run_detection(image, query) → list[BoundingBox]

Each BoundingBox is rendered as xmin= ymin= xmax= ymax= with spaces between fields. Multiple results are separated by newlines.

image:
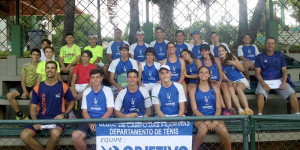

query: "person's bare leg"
xmin=257 ymin=93 xmax=265 ymax=114
xmin=235 ymin=83 xmax=249 ymax=109
xmin=72 ymin=130 xmax=88 ymax=150
xmin=67 ymin=66 xmax=75 ymax=86
xmin=46 ymin=127 xmax=62 ymax=150
xmin=102 ymin=64 xmax=110 ymax=84
xmin=221 ymin=82 xmax=232 ymax=109
xmin=7 ymin=90 xmax=21 ymax=112
xmin=214 ymin=121 xmax=231 ymax=150
xmin=193 ymin=121 xmax=208 ymax=150
xmin=242 ymin=62 xmax=250 ymax=81
xmin=20 ymin=129 xmax=43 ymax=150
xmin=181 ymin=82 xmax=188 ymax=114
xmin=289 ymin=93 xmax=300 ymax=113
xmin=228 ymin=85 xmax=241 ymax=109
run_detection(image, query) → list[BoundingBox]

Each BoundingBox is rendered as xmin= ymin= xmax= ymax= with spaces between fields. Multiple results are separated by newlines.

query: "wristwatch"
xmin=63 ymin=112 xmax=69 ymax=119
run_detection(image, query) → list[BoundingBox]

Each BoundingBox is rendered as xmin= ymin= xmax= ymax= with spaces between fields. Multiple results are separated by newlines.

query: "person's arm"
xmin=280 ymin=67 xmax=288 ymax=90
xmin=109 ymin=72 xmax=123 ymax=91
xmin=93 ymin=57 xmax=101 ymax=65
xmin=255 ymin=68 xmax=270 ymax=91
xmin=30 ymin=103 xmax=42 ymax=130
xmin=144 ymin=107 xmax=151 ymax=117
xmin=102 ymin=107 xmax=113 ymax=118
xmin=138 ymin=63 xmax=144 ymax=86
xmin=37 ymin=74 xmax=42 ymax=83
xmin=178 ymin=102 xmax=185 ymax=116
xmin=59 ymin=56 xmax=66 ymax=72
xmin=189 ymin=87 xmax=203 ymax=116
xmin=178 ymin=58 xmax=186 ymax=83
xmin=114 ymin=110 xmax=138 ymax=118
xmin=153 ymin=104 xmax=166 ymax=117
xmin=227 ymin=55 xmax=244 ymax=72
xmin=20 ymin=73 xmax=28 ymax=99
xmin=215 ymin=58 xmax=224 ymax=86
xmin=66 ymin=56 xmax=80 ymax=70
xmin=160 ymin=58 xmax=167 ymax=65
xmin=213 ymin=85 xmax=222 ymax=116
xmin=71 ymin=74 xmax=77 ymax=96
xmin=108 ymin=54 xmax=112 ymax=62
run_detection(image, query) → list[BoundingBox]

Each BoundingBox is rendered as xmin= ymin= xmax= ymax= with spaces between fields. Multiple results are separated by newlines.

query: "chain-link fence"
xmin=0 ymin=116 xmax=249 ymax=150
xmin=250 ymin=115 xmax=300 ymax=150
xmin=1 ymin=0 xmax=300 ymax=57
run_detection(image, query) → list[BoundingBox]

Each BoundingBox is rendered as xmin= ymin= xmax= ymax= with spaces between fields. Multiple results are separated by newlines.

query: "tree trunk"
xmin=157 ymin=0 xmax=175 ymax=41
xmin=129 ymin=0 xmax=140 ymax=44
xmin=63 ymin=0 xmax=75 ymax=46
xmin=205 ymin=0 xmax=211 ymax=43
xmin=249 ymin=0 xmax=267 ymax=43
xmin=107 ymin=0 xmax=118 ymax=28
xmin=97 ymin=0 xmax=102 ymax=45
xmin=238 ymin=0 xmax=248 ymax=45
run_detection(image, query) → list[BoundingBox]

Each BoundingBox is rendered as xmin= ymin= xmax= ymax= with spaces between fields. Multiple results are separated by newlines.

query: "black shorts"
xmin=74 ymin=124 xmax=93 ymax=137
xmin=24 ymin=124 xmax=66 ymax=137
xmin=16 ymin=86 xmax=34 ymax=95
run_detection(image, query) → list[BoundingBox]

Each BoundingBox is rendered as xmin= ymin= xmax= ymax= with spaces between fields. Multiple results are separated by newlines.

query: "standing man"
xmin=129 ymin=30 xmax=149 ymax=62
xmin=150 ymin=27 xmax=169 ymax=62
xmin=255 ymin=37 xmax=300 ymax=115
xmin=108 ymin=44 xmax=138 ymax=95
xmin=7 ymin=48 xmax=41 ymax=120
xmin=103 ymin=28 xmax=129 ymax=81
xmin=190 ymin=30 xmax=208 ymax=59
xmin=20 ymin=61 xmax=75 ymax=150
xmin=152 ymin=65 xmax=186 ymax=116
xmin=175 ymin=30 xmax=192 ymax=57
xmin=209 ymin=32 xmax=231 ymax=58
xmin=72 ymin=69 xmax=114 ymax=150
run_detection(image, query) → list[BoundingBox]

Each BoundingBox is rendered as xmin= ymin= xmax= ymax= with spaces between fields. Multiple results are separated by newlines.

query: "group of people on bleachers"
xmin=5 ymin=26 xmax=300 ymax=150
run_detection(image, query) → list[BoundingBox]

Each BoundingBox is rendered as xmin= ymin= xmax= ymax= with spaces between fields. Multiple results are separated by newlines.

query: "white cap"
xmin=136 ymin=30 xmax=145 ymax=35
xmin=89 ymin=34 xmax=97 ymax=39
xmin=159 ymin=65 xmax=171 ymax=71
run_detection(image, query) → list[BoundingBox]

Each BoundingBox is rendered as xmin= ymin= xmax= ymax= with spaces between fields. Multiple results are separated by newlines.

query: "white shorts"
xmin=233 ymin=78 xmax=250 ymax=89
xmin=75 ymin=83 xmax=89 ymax=93
xmin=143 ymin=83 xmax=159 ymax=91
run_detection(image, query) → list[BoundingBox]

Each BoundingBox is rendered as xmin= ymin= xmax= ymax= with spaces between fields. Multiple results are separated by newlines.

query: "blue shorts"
xmin=74 ymin=124 xmax=94 ymax=137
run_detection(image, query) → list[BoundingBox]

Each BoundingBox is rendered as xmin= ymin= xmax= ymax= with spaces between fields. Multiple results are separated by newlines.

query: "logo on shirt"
xmin=94 ymin=97 xmax=98 ymax=105
xmin=167 ymin=93 xmax=171 ymax=102
xmin=248 ymin=49 xmax=251 ymax=54
xmin=131 ymin=98 xmax=136 ymax=105
xmin=123 ymin=66 xmax=127 ymax=72
xmin=189 ymin=68 xmax=192 ymax=73
xmin=204 ymin=96 xmax=209 ymax=103
xmin=55 ymin=93 xmax=61 ymax=98
xmin=149 ymin=71 xmax=152 ymax=77
xmin=159 ymin=47 xmax=163 ymax=52
xmin=172 ymin=66 xmax=176 ymax=72
xmin=264 ymin=59 xmax=268 ymax=63
xmin=139 ymin=49 xmax=142 ymax=55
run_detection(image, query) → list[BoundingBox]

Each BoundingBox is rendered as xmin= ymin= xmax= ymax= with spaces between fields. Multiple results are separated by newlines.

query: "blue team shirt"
xmin=121 ymin=88 xmax=146 ymax=115
xmin=166 ymin=57 xmax=181 ymax=82
xmin=133 ymin=44 xmax=148 ymax=62
xmin=241 ymin=45 xmax=256 ymax=61
xmin=222 ymin=64 xmax=244 ymax=81
xmin=195 ymin=87 xmax=216 ymax=116
xmin=151 ymin=40 xmax=168 ymax=61
xmin=110 ymin=41 xmax=126 ymax=60
xmin=186 ymin=59 xmax=198 ymax=83
xmin=200 ymin=58 xmax=220 ymax=81
xmin=176 ymin=43 xmax=189 ymax=57
xmin=31 ymin=81 xmax=74 ymax=119
xmin=141 ymin=62 xmax=160 ymax=84
xmin=255 ymin=51 xmax=287 ymax=80
xmin=192 ymin=44 xmax=203 ymax=59
xmin=158 ymin=83 xmax=180 ymax=115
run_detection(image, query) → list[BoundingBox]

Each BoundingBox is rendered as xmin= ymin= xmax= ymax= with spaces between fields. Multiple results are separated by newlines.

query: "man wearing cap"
xmin=108 ymin=44 xmax=138 ymax=95
xmin=150 ymin=27 xmax=169 ymax=62
xmin=152 ymin=65 xmax=186 ymax=117
xmin=175 ymin=30 xmax=192 ymax=57
xmin=130 ymin=30 xmax=149 ymax=62
xmin=209 ymin=32 xmax=231 ymax=57
xmin=191 ymin=30 xmax=208 ymax=59
xmin=83 ymin=34 xmax=103 ymax=66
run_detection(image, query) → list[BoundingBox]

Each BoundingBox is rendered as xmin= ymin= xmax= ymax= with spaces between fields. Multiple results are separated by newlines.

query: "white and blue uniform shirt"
xmin=191 ymin=41 xmax=208 ymax=59
xmin=209 ymin=43 xmax=231 ymax=58
xmin=195 ymin=87 xmax=216 ymax=116
xmin=200 ymin=58 xmax=220 ymax=81
xmin=150 ymin=40 xmax=169 ymax=61
xmin=107 ymin=40 xmax=129 ymax=60
xmin=81 ymin=86 xmax=114 ymax=118
xmin=166 ymin=57 xmax=181 ymax=82
xmin=222 ymin=64 xmax=245 ymax=82
xmin=108 ymin=58 xmax=138 ymax=76
xmin=141 ymin=62 xmax=161 ymax=84
xmin=237 ymin=44 xmax=259 ymax=61
xmin=114 ymin=87 xmax=151 ymax=116
xmin=129 ymin=43 xmax=149 ymax=62
xmin=152 ymin=82 xmax=187 ymax=116
xmin=255 ymin=51 xmax=287 ymax=80
xmin=175 ymin=42 xmax=192 ymax=57
xmin=186 ymin=59 xmax=198 ymax=83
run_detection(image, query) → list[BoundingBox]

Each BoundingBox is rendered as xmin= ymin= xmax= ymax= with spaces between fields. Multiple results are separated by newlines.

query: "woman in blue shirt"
xmin=189 ymin=66 xmax=231 ymax=150
xmin=218 ymin=45 xmax=253 ymax=116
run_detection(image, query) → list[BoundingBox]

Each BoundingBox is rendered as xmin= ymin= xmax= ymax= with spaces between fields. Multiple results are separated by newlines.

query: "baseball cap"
xmin=159 ymin=65 xmax=171 ymax=72
xmin=190 ymin=30 xmax=200 ymax=36
xmin=119 ymin=43 xmax=129 ymax=50
xmin=136 ymin=30 xmax=145 ymax=35
xmin=88 ymin=34 xmax=97 ymax=39
xmin=200 ymin=44 xmax=210 ymax=51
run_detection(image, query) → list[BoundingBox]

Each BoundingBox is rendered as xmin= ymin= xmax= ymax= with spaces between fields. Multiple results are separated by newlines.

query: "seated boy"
xmin=59 ymin=33 xmax=81 ymax=85
xmin=83 ymin=34 xmax=103 ymax=67
xmin=7 ymin=48 xmax=41 ymax=120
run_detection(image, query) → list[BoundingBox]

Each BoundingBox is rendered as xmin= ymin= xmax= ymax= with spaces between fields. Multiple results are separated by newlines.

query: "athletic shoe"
xmin=228 ymin=108 xmax=236 ymax=115
xmin=222 ymin=108 xmax=230 ymax=115
xmin=238 ymin=109 xmax=246 ymax=115
xmin=245 ymin=108 xmax=254 ymax=116
xmin=16 ymin=114 xmax=29 ymax=120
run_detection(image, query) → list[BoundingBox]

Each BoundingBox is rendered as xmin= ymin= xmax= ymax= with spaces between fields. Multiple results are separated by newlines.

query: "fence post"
xmin=242 ymin=117 xmax=249 ymax=150
xmin=249 ymin=116 xmax=256 ymax=150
